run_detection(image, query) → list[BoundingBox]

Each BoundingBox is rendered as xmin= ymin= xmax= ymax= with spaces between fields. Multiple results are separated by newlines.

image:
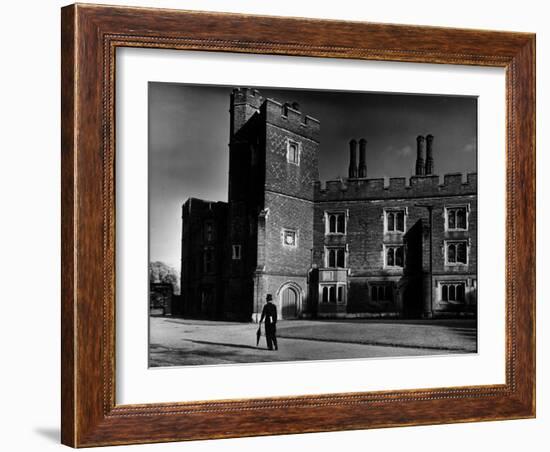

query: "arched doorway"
xmin=280 ymin=284 xmax=300 ymax=319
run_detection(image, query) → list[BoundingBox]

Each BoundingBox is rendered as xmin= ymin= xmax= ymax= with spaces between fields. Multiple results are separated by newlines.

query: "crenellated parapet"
xmin=314 ymin=173 xmax=477 ymax=201
xmin=230 ymin=88 xmax=265 ymax=138
xmin=262 ymin=98 xmax=320 ymax=142
xmin=231 ymin=87 xmax=264 ymax=107
xmin=182 ymin=197 xmax=228 ymax=218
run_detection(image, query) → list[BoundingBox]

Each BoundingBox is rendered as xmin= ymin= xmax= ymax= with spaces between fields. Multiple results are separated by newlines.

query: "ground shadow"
xmin=34 ymin=427 xmax=60 ymax=443
xmin=187 ymin=339 xmax=262 ymax=351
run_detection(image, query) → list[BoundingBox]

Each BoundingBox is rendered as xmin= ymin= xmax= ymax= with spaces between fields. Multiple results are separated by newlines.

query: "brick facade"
xmin=178 ymin=88 xmax=477 ymax=321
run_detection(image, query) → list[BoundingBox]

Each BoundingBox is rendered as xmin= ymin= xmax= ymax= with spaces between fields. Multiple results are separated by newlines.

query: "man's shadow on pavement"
xmin=188 ymin=339 xmax=268 ymax=351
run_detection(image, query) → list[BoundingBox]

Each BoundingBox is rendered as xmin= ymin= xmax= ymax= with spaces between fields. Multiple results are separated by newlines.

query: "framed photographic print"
xmin=61 ymin=3 xmax=536 ymax=447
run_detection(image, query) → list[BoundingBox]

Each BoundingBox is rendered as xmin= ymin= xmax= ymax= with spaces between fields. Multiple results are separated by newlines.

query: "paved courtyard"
xmin=149 ymin=317 xmax=477 ymax=367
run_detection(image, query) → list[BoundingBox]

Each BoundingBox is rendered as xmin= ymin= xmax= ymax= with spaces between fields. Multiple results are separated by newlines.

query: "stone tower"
xmin=225 ymin=88 xmax=320 ymax=320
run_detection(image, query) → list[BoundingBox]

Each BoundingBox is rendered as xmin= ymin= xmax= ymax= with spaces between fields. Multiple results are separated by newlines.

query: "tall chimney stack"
xmin=415 ymin=135 xmax=426 ymax=176
xmin=425 ymin=134 xmax=434 ymax=175
xmin=358 ymin=138 xmax=367 ymax=178
xmin=348 ymin=139 xmax=358 ymax=178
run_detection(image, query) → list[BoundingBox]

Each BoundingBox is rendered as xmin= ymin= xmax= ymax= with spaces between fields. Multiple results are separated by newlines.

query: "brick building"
xmin=179 ymin=88 xmax=477 ymax=321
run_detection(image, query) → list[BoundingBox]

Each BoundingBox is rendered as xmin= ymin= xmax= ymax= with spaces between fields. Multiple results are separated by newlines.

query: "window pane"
xmin=387 ymin=212 xmax=395 ymax=231
xmin=328 ymin=249 xmax=336 ymax=267
xmin=329 ymin=215 xmax=336 ymax=233
xmin=396 ymin=212 xmax=404 ymax=231
xmin=448 ymin=210 xmax=456 ymax=229
xmin=322 ymin=287 xmax=328 ymax=303
xmin=457 ymin=209 xmax=467 ymax=229
xmin=457 ymin=284 xmax=465 ymax=302
xmin=442 ymin=285 xmax=448 ymax=301
xmin=448 ymin=244 xmax=456 ymax=263
xmin=289 ymin=143 xmax=297 ymax=163
xmin=329 ymin=286 xmax=336 ymax=303
xmin=337 ymin=214 xmax=345 ymax=233
xmin=387 ymin=248 xmax=394 ymax=266
xmin=337 ymin=249 xmax=345 ymax=268
xmin=395 ymin=247 xmax=404 ymax=267
xmin=338 ymin=286 xmax=344 ymax=302
xmin=372 ymin=286 xmax=378 ymax=301
xmin=449 ymin=285 xmax=456 ymax=301
xmin=457 ymin=242 xmax=467 ymax=263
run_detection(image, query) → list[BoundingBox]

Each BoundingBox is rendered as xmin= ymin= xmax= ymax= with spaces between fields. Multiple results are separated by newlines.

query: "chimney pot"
xmin=358 ymin=138 xmax=367 ymax=178
xmin=425 ymin=134 xmax=434 ymax=175
xmin=348 ymin=139 xmax=358 ymax=179
xmin=415 ymin=135 xmax=426 ymax=176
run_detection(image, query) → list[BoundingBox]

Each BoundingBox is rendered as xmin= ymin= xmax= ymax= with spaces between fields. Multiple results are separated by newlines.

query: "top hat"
xmin=266 ymin=294 xmax=273 ymax=301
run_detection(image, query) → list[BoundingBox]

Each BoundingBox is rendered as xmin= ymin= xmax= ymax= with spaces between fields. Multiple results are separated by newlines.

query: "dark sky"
xmin=149 ymin=82 xmax=477 ymax=269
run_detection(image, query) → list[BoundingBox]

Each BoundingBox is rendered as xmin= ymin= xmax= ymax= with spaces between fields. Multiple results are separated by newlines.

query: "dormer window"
xmin=286 ymin=139 xmax=300 ymax=165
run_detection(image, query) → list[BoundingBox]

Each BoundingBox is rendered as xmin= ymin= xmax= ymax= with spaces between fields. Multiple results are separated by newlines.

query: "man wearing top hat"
xmin=259 ymin=294 xmax=278 ymax=351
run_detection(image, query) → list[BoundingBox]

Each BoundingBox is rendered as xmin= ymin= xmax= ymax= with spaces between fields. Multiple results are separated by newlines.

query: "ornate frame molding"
xmin=61 ymin=4 xmax=535 ymax=447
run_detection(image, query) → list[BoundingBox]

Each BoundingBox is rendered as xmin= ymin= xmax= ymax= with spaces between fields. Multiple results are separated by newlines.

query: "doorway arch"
xmin=277 ymin=282 xmax=302 ymax=319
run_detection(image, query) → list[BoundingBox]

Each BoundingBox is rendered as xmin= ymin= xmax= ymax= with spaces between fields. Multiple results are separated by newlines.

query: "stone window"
xmin=232 ymin=244 xmax=241 ymax=260
xmin=326 ymin=247 xmax=346 ymax=268
xmin=446 ymin=206 xmax=468 ymax=230
xmin=338 ymin=286 xmax=345 ymax=303
xmin=286 ymin=139 xmax=300 ymax=165
xmin=325 ymin=211 xmax=347 ymax=234
xmin=321 ymin=284 xmax=346 ymax=304
xmin=204 ymin=221 xmax=214 ymax=242
xmin=282 ymin=229 xmax=297 ymax=247
xmin=441 ymin=282 xmax=466 ymax=303
xmin=445 ymin=240 xmax=468 ymax=265
xmin=371 ymin=284 xmax=393 ymax=302
xmin=203 ymin=247 xmax=214 ymax=273
xmin=385 ymin=209 xmax=406 ymax=233
xmin=385 ymin=245 xmax=404 ymax=268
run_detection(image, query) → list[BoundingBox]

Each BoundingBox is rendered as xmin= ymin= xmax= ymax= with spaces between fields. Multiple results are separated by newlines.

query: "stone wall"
xmin=180 ymin=87 xmax=477 ymax=321
xmin=313 ymin=190 xmax=477 ymax=317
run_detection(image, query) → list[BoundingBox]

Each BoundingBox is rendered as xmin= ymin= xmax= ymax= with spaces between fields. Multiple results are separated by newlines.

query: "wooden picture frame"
xmin=61 ymin=3 xmax=535 ymax=447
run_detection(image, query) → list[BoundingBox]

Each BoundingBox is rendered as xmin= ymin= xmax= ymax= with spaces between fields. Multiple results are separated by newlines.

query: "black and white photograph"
xmin=148 ymin=83 xmax=478 ymax=367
